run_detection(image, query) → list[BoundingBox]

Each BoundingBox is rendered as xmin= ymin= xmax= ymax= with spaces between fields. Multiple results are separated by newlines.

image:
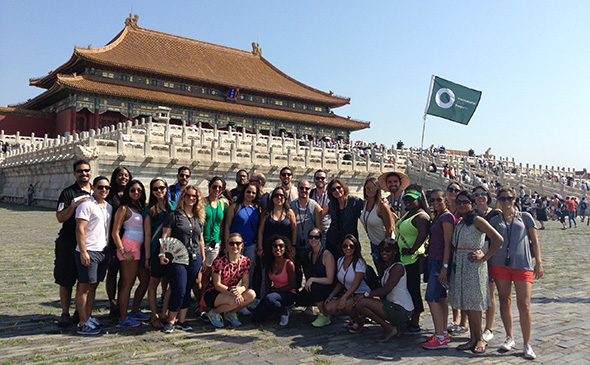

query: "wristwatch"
xmin=443 ymin=264 xmax=449 ymax=268
xmin=363 ymin=291 xmax=370 ymax=298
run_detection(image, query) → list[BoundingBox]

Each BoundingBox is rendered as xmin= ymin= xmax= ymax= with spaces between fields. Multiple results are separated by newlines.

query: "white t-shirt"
xmin=75 ymin=197 xmax=112 ymax=252
xmin=336 ymin=257 xmax=371 ymax=294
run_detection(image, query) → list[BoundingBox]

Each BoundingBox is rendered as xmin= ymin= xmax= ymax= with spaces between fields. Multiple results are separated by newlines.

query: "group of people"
xmin=53 ymin=161 xmax=543 ymax=360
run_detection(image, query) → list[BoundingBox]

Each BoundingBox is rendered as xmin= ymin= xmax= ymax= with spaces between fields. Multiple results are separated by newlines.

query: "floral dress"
xmin=448 ymin=221 xmax=490 ymax=311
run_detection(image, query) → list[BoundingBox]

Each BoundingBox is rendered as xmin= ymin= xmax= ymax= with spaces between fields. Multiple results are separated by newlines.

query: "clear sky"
xmin=1 ymin=1 xmax=588 ymax=171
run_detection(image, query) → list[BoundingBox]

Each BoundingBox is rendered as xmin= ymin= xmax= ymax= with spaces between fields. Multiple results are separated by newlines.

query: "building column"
xmin=94 ymin=108 xmax=100 ymax=129
xmin=69 ymin=106 xmax=76 ymax=134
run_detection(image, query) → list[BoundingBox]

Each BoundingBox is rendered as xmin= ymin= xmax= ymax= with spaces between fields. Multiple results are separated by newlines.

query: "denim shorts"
xmin=425 ymin=260 xmax=448 ymax=302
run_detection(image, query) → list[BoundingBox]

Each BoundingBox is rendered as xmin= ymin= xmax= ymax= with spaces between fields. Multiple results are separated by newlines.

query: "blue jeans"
xmin=168 ymin=256 xmax=202 ymax=312
xmin=252 ymin=291 xmax=297 ymax=322
xmin=569 ymin=211 xmax=577 ymax=227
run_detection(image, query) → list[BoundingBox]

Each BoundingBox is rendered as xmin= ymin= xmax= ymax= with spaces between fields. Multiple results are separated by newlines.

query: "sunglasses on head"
xmin=152 ymin=186 xmax=166 ymax=192
xmin=228 ymin=241 xmax=243 ymax=247
xmin=429 ymin=197 xmax=443 ymax=203
xmin=95 ymin=185 xmax=111 ymax=191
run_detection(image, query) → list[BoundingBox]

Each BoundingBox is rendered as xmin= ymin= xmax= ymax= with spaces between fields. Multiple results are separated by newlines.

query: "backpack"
xmin=580 ymin=200 xmax=588 ymax=209
xmin=364 ymin=265 xmax=382 ymax=291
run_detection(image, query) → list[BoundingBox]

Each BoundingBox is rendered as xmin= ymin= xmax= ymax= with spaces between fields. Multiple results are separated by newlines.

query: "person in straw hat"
xmin=378 ymin=171 xmax=410 ymax=220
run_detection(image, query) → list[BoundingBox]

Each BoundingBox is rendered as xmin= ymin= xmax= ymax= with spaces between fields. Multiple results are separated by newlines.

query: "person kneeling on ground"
xmin=354 ymin=239 xmax=414 ymax=341
xmin=205 ymin=233 xmax=256 ymax=328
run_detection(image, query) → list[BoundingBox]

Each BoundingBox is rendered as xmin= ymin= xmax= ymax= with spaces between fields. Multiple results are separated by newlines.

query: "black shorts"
xmin=204 ymin=289 xmax=220 ymax=308
xmin=150 ymin=255 xmax=169 ymax=279
xmin=54 ymin=237 xmax=78 ymax=287
xmin=75 ymin=250 xmax=108 ymax=284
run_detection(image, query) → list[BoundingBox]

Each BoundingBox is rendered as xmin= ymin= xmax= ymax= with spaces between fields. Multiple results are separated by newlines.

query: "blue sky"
xmin=1 ymin=1 xmax=588 ymax=171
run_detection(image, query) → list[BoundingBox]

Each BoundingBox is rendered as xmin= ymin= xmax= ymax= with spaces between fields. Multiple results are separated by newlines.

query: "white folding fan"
xmin=159 ymin=237 xmax=190 ymax=265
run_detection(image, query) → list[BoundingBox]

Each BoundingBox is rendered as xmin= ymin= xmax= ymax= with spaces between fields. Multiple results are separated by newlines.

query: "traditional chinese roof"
xmin=26 ymin=74 xmax=369 ymax=131
xmin=30 ymin=15 xmax=350 ymax=108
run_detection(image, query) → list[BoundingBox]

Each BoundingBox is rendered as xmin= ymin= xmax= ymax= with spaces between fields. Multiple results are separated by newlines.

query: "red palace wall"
xmin=0 ymin=109 xmax=56 ymax=137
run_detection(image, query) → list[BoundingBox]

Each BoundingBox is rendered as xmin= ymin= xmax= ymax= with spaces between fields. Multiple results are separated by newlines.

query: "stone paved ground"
xmin=0 ymin=202 xmax=589 ymax=364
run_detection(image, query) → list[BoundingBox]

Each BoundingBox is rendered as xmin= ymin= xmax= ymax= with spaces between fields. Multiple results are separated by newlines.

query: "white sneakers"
xmin=482 ymin=329 xmax=494 ymax=342
xmin=524 ymin=344 xmax=536 ymax=359
xmin=279 ymin=310 xmax=290 ymax=326
xmin=500 ymin=336 xmax=515 ymax=351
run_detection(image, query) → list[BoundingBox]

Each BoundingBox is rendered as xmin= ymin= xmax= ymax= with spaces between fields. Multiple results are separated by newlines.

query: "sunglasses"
xmin=314 ymin=176 xmax=326 ymax=181
xmin=365 ymin=185 xmax=377 ymax=191
xmin=342 ymin=244 xmax=355 ymax=249
xmin=179 ymin=174 xmax=191 ymax=178
xmin=152 ymin=186 xmax=166 ymax=192
xmin=298 ymin=186 xmax=310 ymax=191
xmin=228 ymin=241 xmax=243 ymax=247
xmin=378 ymin=245 xmax=394 ymax=253
xmin=185 ymin=193 xmax=198 ymax=199
xmin=447 ymin=188 xmax=461 ymax=193
xmin=473 ymin=192 xmax=487 ymax=197
xmin=498 ymin=196 xmax=515 ymax=202
xmin=429 ymin=197 xmax=443 ymax=203
xmin=456 ymin=199 xmax=472 ymax=205
xmin=211 ymin=185 xmax=223 ymax=190
xmin=273 ymin=194 xmax=285 ymax=199
xmin=95 ymin=185 xmax=111 ymax=191
xmin=281 ymin=172 xmax=293 ymax=177
xmin=308 ymin=234 xmax=321 ymax=240
xmin=330 ymin=186 xmax=343 ymax=192
xmin=245 ymin=190 xmax=257 ymax=195
xmin=76 ymin=168 xmax=91 ymax=173
xmin=272 ymin=243 xmax=285 ymax=249
xmin=130 ymin=188 xmax=142 ymax=194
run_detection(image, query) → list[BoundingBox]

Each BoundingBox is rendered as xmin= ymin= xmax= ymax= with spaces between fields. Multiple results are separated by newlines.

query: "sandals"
xmin=151 ymin=316 xmax=164 ymax=329
xmin=472 ymin=342 xmax=487 ymax=354
xmin=456 ymin=342 xmax=475 ymax=351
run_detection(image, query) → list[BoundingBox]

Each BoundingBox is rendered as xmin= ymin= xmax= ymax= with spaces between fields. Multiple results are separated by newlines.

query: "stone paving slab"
xmin=0 ymin=202 xmax=589 ymax=364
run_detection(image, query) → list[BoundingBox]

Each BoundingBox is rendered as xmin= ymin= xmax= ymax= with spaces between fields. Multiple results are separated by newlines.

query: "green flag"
xmin=424 ymin=75 xmax=482 ymax=125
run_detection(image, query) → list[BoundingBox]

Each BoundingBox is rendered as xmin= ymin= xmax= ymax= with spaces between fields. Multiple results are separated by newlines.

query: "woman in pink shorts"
xmin=489 ymin=186 xmax=543 ymax=360
xmin=112 ymin=179 xmax=149 ymax=327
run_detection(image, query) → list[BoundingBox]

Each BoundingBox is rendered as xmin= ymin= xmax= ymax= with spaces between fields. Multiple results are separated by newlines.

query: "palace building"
xmin=2 ymin=14 xmax=369 ymax=140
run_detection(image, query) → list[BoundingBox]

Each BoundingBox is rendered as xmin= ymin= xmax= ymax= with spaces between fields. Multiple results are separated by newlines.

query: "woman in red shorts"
xmin=489 ymin=186 xmax=543 ymax=360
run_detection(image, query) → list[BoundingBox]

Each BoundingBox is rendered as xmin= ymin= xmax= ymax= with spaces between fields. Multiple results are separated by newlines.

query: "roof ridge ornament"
xmin=251 ymin=42 xmax=262 ymax=57
xmin=125 ymin=13 xmax=139 ymax=28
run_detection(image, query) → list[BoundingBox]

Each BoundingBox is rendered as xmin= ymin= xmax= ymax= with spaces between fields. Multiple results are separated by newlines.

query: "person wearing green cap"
xmin=394 ymin=184 xmax=430 ymax=333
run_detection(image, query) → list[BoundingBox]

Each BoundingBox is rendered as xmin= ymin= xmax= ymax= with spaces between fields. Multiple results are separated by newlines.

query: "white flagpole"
xmin=418 ymin=114 xmax=427 ymax=172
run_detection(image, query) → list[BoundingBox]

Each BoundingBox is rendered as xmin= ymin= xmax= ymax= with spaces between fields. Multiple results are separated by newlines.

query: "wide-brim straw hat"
xmin=378 ymin=171 xmax=410 ymax=192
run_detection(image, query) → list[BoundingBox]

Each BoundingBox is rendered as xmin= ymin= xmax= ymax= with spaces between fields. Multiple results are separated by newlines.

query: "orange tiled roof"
xmin=28 ymin=75 xmax=369 ymax=131
xmin=31 ymin=20 xmax=350 ymax=108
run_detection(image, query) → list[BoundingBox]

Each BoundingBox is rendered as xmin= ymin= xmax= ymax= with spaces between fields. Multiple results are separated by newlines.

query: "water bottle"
xmin=432 ymin=269 xmax=450 ymax=290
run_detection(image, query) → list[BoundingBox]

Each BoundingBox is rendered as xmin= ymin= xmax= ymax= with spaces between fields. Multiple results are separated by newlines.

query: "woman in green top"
xmin=143 ymin=177 xmax=175 ymax=328
xmin=394 ymin=184 xmax=430 ymax=332
xmin=197 ymin=177 xmax=228 ymax=313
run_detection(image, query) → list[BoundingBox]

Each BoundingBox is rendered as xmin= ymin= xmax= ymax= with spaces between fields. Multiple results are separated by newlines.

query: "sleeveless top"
xmin=395 ymin=211 xmax=429 ymax=265
xmin=361 ymin=201 xmax=387 ymax=246
xmin=311 ymin=248 xmax=328 ymax=278
xmin=229 ymin=205 xmax=259 ymax=246
xmin=262 ymin=212 xmax=291 ymax=246
xmin=204 ymin=199 xmax=224 ymax=246
xmin=290 ymin=199 xmax=318 ymax=250
xmin=382 ymin=262 xmax=414 ymax=312
xmin=269 ymin=259 xmax=296 ymax=294
xmin=122 ymin=208 xmax=144 ymax=243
